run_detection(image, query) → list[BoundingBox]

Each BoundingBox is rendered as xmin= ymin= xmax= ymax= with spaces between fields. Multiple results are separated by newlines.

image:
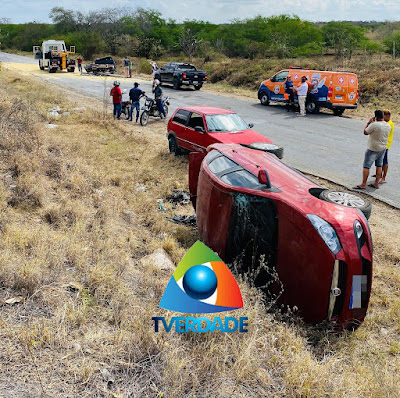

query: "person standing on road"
xmin=153 ymin=79 xmax=166 ymax=119
xmin=77 ymin=56 xmax=83 ymax=74
xmin=284 ymin=74 xmax=294 ymax=112
xmin=380 ymin=109 xmax=394 ymax=184
xmin=110 ymin=80 xmax=122 ymax=120
xmin=124 ymin=56 xmax=130 ymax=78
xmin=129 ymin=82 xmax=145 ymax=123
xmin=151 ymin=62 xmax=159 ymax=79
xmin=295 ymin=76 xmax=308 ymax=116
xmin=353 ymin=110 xmax=390 ymax=190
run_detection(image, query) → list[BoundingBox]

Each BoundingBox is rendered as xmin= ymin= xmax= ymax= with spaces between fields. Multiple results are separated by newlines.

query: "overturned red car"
xmin=189 ymin=143 xmax=373 ymax=329
xmin=167 ymin=106 xmax=283 ymax=158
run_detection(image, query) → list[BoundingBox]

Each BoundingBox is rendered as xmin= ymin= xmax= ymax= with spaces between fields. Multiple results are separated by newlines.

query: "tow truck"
xmin=33 ymin=40 xmax=76 ymax=73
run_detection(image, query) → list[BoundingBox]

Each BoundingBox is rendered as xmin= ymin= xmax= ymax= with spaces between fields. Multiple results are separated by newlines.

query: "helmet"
xmin=153 ymin=79 xmax=160 ymax=86
xmin=113 ymin=80 xmax=120 ymax=86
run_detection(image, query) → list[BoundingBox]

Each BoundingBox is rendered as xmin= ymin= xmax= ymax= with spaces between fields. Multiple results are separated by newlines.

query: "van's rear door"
xmin=330 ymin=74 xmax=348 ymax=106
xmin=347 ymin=74 xmax=358 ymax=106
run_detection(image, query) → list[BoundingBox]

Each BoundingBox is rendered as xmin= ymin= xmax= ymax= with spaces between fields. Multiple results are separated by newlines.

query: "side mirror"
xmin=248 ymin=123 xmax=254 ymax=128
xmin=258 ymin=169 xmax=271 ymax=188
xmin=194 ymin=126 xmax=205 ymax=133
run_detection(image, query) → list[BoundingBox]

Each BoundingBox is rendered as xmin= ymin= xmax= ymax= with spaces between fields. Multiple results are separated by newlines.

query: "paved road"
xmin=2 ymin=51 xmax=399 ymax=208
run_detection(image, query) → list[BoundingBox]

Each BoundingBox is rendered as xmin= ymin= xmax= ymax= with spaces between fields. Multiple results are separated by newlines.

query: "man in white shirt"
xmin=353 ymin=109 xmax=390 ymax=189
xmin=295 ymin=76 xmax=308 ymax=116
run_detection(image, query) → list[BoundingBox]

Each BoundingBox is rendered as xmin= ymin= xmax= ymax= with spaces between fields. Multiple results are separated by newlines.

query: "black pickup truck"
xmin=85 ymin=56 xmax=116 ymax=74
xmin=154 ymin=62 xmax=207 ymax=90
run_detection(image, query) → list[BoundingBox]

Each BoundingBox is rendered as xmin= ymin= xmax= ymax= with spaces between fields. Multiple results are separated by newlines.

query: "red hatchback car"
xmin=167 ymin=106 xmax=283 ymax=158
xmin=189 ymin=144 xmax=373 ymax=329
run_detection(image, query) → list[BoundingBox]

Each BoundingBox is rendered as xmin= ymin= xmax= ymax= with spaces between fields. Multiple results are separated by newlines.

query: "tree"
xmin=322 ymin=22 xmax=365 ymax=58
xmin=383 ymin=32 xmax=400 ymax=58
xmin=179 ymin=29 xmax=200 ymax=59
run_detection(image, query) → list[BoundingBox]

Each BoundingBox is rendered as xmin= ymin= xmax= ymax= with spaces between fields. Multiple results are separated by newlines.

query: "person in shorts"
xmin=354 ymin=110 xmax=390 ymax=189
xmin=380 ymin=109 xmax=394 ymax=183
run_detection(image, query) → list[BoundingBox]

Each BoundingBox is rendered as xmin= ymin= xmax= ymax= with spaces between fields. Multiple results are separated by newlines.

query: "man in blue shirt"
xmin=129 ymin=82 xmax=145 ymax=122
xmin=153 ymin=79 xmax=166 ymax=119
xmin=284 ymin=74 xmax=294 ymax=112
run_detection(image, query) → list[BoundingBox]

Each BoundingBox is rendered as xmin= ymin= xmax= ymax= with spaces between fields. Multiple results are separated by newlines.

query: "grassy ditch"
xmin=0 ymin=68 xmax=399 ymax=397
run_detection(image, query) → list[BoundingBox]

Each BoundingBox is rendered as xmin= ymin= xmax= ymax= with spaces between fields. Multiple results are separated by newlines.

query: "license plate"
xmin=350 ymin=275 xmax=367 ymax=309
xmin=335 ymin=95 xmax=343 ymax=100
xmin=193 ymin=81 xmax=198 ymax=84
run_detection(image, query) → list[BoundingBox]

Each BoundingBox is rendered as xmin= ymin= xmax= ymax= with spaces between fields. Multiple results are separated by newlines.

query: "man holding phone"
xmin=354 ymin=110 xmax=390 ymax=189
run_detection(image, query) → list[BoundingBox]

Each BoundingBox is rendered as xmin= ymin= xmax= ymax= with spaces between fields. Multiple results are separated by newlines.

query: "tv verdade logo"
xmin=152 ymin=241 xmax=248 ymax=333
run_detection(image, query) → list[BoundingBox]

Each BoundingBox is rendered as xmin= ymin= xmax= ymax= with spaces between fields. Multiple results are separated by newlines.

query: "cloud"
xmin=1 ymin=0 xmax=400 ymax=24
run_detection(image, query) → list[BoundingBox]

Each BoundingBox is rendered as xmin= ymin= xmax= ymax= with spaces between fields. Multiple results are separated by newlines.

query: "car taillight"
xmin=327 ymin=87 xmax=333 ymax=99
xmin=183 ymin=72 xmax=187 ymax=80
xmin=356 ymin=89 xmax=359 ymax=100
xmin=205 ymin=73 xmax=208 ymax=81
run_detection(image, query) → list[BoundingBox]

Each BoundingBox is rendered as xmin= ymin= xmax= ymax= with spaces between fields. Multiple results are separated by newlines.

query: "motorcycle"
xmin=140 ymin=95 xmax=170 ymax=126
xmin=121 ymin=89 xmax=131 ymax=120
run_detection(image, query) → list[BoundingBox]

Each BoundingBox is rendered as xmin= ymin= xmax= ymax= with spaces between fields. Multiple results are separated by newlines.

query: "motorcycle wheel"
xmin=140 ymin=111 xmax=149 ymax=126
xmin=123 ymin=106 xmax=130 ymax=120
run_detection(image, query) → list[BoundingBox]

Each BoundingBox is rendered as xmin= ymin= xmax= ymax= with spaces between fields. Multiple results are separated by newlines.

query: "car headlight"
xmin=307 ymin=214 xmax=341 ymax=254
xmin=249 ymin=142 xmax=279 ymax=151
xmin=354 ymin=220 xmax=365 ymax=248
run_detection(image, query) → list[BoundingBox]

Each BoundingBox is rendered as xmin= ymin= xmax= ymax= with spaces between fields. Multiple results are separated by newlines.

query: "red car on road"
xmin=189 ymin=143 xmax=373 ymax=329
xmin=167 ymin=106 xmax=283 ymax=158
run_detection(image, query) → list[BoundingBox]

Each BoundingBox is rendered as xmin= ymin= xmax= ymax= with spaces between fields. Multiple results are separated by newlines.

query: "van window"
xmin=208 ymin=155 xmax=237 ymax=174
xmin=172 ymin=109 xmax=190 ymax=125
xmin=220 ymin=170 xmax=263 ymax=190
xmin=271 ymin=71 xmax=289 ymax=83
xmin=188 ymin=113 xmax=205 ymax=130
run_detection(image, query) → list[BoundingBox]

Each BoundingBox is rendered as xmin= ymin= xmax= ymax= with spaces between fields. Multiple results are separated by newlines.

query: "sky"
xmin=1 ymin=0 xmax=399 ymax=24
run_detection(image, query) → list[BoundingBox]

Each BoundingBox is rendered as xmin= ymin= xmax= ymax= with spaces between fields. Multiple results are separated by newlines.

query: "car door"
xmin=183 ymin=112 xmax=211 ymax=152
xmin=160 ymin=63 xmax=172 ymax=82
xmin=268 ymin=70 xmax=289 ymax=102
xmin=170 ymin=109 xmax=190 ymax=150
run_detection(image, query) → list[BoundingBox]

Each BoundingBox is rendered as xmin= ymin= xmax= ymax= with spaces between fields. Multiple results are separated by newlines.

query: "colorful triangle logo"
xmin=159 ymin=241 xmax=243 ymax=313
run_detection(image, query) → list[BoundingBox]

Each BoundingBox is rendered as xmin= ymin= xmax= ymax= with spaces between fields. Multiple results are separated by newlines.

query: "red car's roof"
xmin=177 ymin=106 xmax=235 ymax=115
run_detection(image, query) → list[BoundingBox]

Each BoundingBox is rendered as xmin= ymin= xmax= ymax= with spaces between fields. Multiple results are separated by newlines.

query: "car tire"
xmin=194 ymin=85 xmax=202 ymax=90
xmin=319 ymin=190 xmax=372 ymax=220
xmin=333 ymin=109 xmax=345 ymax=116
xmin=173 ymin=78 xmax=181 ymax=90
xmin=168 ymin=136 xmax=181 ymax=156
xmin=140 ymin=111 xmax=149 ymax=126
xmin=260 ymin=92 xmax=270 ymax=106
xmin=306 ymin=100 xmax=319 ymax=114
xmin=67 ymin=68 xmax=75 ymax=73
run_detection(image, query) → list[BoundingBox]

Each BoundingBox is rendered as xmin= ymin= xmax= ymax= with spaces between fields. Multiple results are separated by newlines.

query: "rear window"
xmin=172 ymin=109 xmax=190 ymax=125
xmin=208 ymin=155 xmax=237 ymax=174
xmin=178 ymin=64 xmax=196 ymax=70
xmin=221 ymin=170 xmax=263 ymax=190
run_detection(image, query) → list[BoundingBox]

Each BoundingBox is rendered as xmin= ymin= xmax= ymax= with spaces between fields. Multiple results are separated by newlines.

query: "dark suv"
xmin=85 ymin=56 xmax=116 ymax=74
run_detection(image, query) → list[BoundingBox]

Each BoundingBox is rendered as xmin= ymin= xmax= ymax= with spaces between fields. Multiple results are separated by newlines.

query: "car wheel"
xmin=333 ymin=109 xmax=345 ymax=116
xmin=319 ymin=190 xmax=372 ymax=220
xmin=168 ymin=136 xmax=181 ymax=156
xmin=306 ymin=100 xmax=319 ymax=114
xmin=260 ymin=92 xmax=269 ymax=106
xmin=173 ymin=78 xmax=181 ymax=90
xmin=140 ymin=111 xmax=149 ymax=126
xmin=194 ymin=85 xmax=202 ymax=90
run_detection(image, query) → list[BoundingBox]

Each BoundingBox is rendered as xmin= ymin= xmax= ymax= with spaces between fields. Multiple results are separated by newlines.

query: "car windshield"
xmin=205 ymin=113 xmax=249 ymax=133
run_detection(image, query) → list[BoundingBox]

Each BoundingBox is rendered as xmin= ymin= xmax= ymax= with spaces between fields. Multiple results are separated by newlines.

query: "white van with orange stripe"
xmin=258 ymin=67 xmax=358 ymax=116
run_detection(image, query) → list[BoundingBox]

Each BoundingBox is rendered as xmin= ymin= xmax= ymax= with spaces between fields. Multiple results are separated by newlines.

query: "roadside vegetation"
xmin=0 ymin=64 xmax=400 ymax=397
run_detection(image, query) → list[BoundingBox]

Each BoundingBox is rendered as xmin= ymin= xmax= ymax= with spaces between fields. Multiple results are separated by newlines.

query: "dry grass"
xmin=0 ymin=68 xmax=400 ymax=397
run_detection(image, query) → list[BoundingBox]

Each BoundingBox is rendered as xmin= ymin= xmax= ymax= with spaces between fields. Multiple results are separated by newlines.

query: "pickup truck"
xmin=85 ymin=56 xmax=116 ymax=74
xmin=154 ymin=62 xmax=207 ymax=90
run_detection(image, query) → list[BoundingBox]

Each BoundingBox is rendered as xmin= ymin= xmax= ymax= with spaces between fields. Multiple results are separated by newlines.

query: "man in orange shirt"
xmin=110 ymin=80 xmax=122 ymax=120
